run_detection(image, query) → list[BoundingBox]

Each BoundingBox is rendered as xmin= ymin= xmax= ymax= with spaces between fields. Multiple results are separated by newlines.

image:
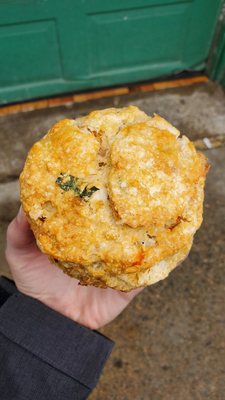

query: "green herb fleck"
xmin=80 ymin=185 xmax=99 ymax=200
xmin=56 ymin=173 xmax=78 ymax=192
xmin=56 ymin=173 xmax=99 ymax=201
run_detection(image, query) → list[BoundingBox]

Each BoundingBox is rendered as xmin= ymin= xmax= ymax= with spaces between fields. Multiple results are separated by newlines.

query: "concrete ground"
xmin=0 ymin=81 xmax=225 ymax=399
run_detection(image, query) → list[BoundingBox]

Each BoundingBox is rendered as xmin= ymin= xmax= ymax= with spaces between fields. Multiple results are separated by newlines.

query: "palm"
xmin=6 ymin=209 xmax=142 ymax=329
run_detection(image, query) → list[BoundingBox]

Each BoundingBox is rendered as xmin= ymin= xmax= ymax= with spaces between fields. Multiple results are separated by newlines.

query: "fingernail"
xmin=17 ymin=206 xmax=24 ymax=223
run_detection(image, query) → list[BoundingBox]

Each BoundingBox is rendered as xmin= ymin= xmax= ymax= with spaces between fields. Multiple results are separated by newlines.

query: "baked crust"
xmin=20 ymin=106 xmax=208 ymax=291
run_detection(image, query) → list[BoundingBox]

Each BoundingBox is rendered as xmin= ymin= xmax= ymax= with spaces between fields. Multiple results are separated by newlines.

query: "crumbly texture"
xmin=20 ymin=106 xmax=208 ymax=291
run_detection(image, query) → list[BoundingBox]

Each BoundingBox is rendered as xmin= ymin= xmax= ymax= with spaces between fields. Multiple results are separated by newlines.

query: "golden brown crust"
xmin=20 ymin=106 xmax=208 ymax=291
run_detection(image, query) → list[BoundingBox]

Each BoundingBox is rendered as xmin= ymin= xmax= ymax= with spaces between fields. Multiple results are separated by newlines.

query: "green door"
xmin=0 ymin=0 xmax=222 ymax=104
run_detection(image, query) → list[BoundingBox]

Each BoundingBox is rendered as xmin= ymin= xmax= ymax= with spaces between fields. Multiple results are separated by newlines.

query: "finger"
xmin=7 ymin=206 xmax=35 ymax=249
xmin=118 ymin=286 xmax=144 ymax=302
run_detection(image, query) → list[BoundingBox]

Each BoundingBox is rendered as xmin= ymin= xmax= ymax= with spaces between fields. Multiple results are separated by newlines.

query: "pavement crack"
xmin=0 ymin=175 xmax=19 ymax=184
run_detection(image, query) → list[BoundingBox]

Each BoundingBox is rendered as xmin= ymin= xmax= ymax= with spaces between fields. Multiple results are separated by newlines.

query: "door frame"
xmin=207 ymin=1 xmax=225 ymax=86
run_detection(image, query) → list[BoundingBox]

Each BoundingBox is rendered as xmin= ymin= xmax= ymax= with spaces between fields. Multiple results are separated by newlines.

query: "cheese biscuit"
xmin=20 ymin=106 xmax=208 ymax=291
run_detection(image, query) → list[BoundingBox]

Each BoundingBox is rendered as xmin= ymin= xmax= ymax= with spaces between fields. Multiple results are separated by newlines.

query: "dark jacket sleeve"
xmin=0 ymin=277 xmax=114 ymax=400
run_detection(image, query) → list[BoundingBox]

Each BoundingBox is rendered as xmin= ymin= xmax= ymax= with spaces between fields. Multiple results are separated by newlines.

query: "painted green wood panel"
xmin=0 ymin=0 xmax=222 ymax=104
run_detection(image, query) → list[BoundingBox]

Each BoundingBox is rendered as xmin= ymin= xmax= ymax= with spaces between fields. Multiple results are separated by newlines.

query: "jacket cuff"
xmin=0 ymin=276 xmax=17 ymax=307
xmin=0 ymin=291 xmax=114 ymax=389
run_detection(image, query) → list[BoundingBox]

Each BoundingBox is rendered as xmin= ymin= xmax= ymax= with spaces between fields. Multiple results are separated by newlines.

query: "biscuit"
xmin=20 ymin=106 xmax=208 ymax=291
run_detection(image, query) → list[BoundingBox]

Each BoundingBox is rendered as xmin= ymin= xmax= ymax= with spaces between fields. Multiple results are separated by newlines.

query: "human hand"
xmin=6 ymin=207 xmax=143 ymax=330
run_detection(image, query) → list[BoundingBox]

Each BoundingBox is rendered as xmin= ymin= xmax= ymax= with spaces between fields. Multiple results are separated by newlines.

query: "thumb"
xmin=6 ymin=206 xmax=34 ymax=249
